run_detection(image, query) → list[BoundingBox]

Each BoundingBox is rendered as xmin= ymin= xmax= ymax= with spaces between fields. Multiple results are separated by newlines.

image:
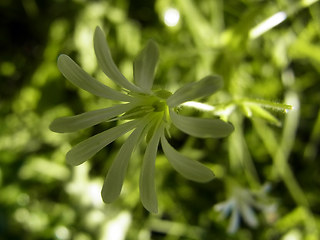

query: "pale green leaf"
xmin=139 ymin=122 xmax=163 ymax=213
xmin=161 ymin=135 xmax=214 ymax=182
xmin=249 ymin=104 xmax=281 ymax=126
xmin=94 ymin=26 xmax=142 ymax=92
xmin=50 ymin=103 xmax=136 ymax=133
xmin=240 ymin=202 xmax=258 ymax=227
xmin=133 ymin=40 xmax=159 ymax=92
xmin=101 ymin=122 xmax=145 ymax=203
xmin=228 ymin=206 xmax=240 ymax=233
xmin=167 ymin=75 xmax=223 ymax=107
xmin=57 ymin=54 xmax=132 ymax=102
xmin=170 ymin=110 xmax=234 ymax=138
xmin=66 ymin=120 xmax=139 ymax=166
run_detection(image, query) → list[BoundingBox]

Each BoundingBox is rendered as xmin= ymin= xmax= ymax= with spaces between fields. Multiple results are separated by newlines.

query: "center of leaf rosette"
xmin=152 ymin=100 xmax=166 ymax=112
xmin=153 ymin=89 xmax=172 ymax=99
xmin=151 ymin=89 xmax=172 ymax=113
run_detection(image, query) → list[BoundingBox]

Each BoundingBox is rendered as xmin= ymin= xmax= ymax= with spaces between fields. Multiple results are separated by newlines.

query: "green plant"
xmin=50 ymin=27 xmax=234 ymax=213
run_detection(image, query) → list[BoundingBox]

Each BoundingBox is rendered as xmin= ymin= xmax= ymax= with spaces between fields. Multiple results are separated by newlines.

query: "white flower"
xmin=50 ymin=26 xmax=234 ymax=213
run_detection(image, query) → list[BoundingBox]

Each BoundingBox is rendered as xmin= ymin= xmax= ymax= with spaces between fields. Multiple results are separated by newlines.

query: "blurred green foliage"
xmin=1 ymin=0 xmax=320 ymax=239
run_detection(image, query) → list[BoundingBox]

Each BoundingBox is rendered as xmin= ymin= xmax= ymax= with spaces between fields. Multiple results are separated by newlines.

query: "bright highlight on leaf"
xmin=249 ymin=11 xmax=287 ymax=39
xmin=181 ymin=101 xmax=215 ymax=111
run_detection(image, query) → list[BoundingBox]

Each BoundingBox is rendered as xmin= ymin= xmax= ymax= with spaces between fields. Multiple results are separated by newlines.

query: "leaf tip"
xmin=49 ymin=120 xmax=59 ymax=133
xmin=65 ymin=150 xmax=83 ymax=166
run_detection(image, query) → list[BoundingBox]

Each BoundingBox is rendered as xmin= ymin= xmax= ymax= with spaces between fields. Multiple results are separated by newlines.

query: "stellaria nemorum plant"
xmin=50 ymin=26 xmax=234 ymax=213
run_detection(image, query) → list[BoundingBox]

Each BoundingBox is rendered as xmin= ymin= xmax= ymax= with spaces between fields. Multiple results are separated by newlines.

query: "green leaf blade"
xmin=170 ymin=110 xmax=234 ymax=138
xmin=57 ymin=54 xmax=132 ymax=102
xmin=101 ymin=122 xmax=145 ymax=203
xmin=66 ymin=120 xmax=138 ymax=166
xmin=139 ymin=122 xmax=163 ymax=213
xmin=161 ymin=135 xmax=215 ymax=182
xmin=94 ymin=26 xmax=142 ymax=93
xmin=50 ymin=103 xmax=135 ymax=133
xmin=167 ymin=75 xmax=223 ymax=107
xmin=133 ymin=40 xmax=159 ymax=92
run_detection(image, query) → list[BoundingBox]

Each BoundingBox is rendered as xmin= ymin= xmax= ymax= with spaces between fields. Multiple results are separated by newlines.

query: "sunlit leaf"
xmin=170 ymin=110 xmax=234 ymax=138
xmin=133 ymin=40 xmax=159 ymax=92
xmin=167 ymin=75 xmax=223 ymax=107
xmin=161 ymin=135 xmax=214 ymax=182
xmin=57 ymin=54 xmax=132 ymax=102
xmin=66 ymin=120 xmax=138 ymax=166
xmin=94 ymin=26 xmax=142 ymax=92
xmin=50 ymin=103 xmax=136 ymax=133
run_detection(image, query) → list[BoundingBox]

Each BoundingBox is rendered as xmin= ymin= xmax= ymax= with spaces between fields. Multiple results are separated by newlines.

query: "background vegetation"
xmin=1 ymin=0 xmax=319 ymax=239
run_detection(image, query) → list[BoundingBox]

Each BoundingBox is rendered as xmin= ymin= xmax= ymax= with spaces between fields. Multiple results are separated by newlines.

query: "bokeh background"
xmin=1 ymin=0 xmax=320 ymax=239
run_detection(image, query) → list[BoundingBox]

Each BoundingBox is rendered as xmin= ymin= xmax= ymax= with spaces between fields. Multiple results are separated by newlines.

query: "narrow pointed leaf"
xmin=228 ymin=205 xmax=240 ymax=233
xmin=102 ymin=122 xmax=145 ymax=203
xmin=94 ymin=26 xmax=141 ymax=92
xmin=161 ymin=136 xmax=214 ymax=182
xmin=139 ymin=122 xmax=163 ymax=213
xmin=50 ymin=103 xmax=136 ymax=133
xmin=240 ymin=202 xmax=258 ymax=227
xmin=57 ymin=54 xmax=132 ymax=102
xmin=170 ymin=110 xmax=234 ymax=138
xmin=66 ymin=120 xmax=138 ymax=166
xmin=167 ymin=75 xmax=223 ymax=107
xmin=249 ymin=104 xmax=281 ymax=126
xmin=215 ymin=201 xmax=233 ymax=218
xmin=133 ymin=40 xmax=159 ymax=92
